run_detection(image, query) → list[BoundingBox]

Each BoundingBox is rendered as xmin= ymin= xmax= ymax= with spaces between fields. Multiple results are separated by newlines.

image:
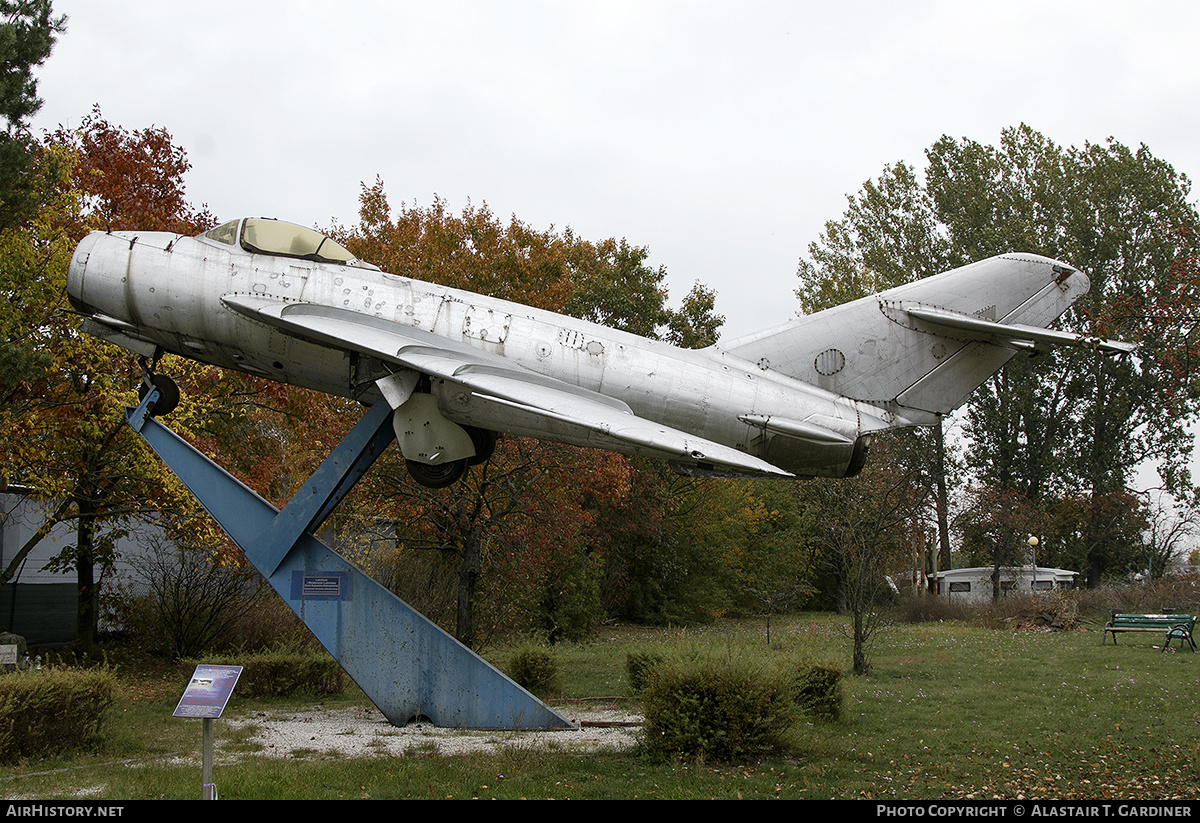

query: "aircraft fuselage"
xmin=67 ymin=223 xmax=872 ymax=479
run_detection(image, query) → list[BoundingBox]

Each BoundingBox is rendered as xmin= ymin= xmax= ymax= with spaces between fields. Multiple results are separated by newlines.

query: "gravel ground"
xmin=225 ymin=703 xmax=643 ymax=759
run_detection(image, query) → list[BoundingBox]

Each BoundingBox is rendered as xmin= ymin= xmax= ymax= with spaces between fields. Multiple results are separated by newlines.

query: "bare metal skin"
xmin=67 ymin=217 xmax=1130 ymax=488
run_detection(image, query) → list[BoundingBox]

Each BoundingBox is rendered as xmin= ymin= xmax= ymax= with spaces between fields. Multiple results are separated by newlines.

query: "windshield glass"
xmin=204 ymin=219 xmax=239 ymax=245
xmin=239 ymin=218 xmax=357 ymax=264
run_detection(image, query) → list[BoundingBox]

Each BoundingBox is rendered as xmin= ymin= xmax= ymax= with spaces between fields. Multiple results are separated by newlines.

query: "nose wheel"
xmin=137 ymin=356 xmax=180 ymax=417
xmin=139 ymin=374 xmax=180 ymax=417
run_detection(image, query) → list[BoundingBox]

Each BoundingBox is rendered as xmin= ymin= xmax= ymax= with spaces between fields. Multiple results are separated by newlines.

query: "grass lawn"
xmin=3 ymin=611 xmax=1200 ymax=800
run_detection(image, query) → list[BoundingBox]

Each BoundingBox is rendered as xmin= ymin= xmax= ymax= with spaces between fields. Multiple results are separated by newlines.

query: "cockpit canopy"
xmin=203 ymin=218 xmax=377 ymax=268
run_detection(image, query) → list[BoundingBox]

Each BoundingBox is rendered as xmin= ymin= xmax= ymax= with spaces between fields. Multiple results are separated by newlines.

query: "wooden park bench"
xmin=1102 ymin=613 xmax=1196 ymax=652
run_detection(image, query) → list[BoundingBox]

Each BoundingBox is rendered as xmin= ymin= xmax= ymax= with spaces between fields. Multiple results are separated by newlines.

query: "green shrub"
xmin=793 ymin=660 xmax=843 ymax=720
xmin=193 ymin=648 xmax=348 ymax=698
xmin=625 ymin=649 xmax=664 ymax=693
xmin=111 ymin=565 xmax=315 ymax=659
xmin=0 ymin=667 xmax=117 ymax=762
xmin=506 ymin=644 xmax=561 ymax=698
xmin=641 ymin=650 xmax=796 ymax=762
xmin=1077 ymin=579 xmax=1200 ymax=623
xmin=893 ymin=593 xmax=972 ymax=623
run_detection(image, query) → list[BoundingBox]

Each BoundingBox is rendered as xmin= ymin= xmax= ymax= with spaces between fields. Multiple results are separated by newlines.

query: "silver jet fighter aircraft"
xmin=66 ymin=217 xmax=1132 ymax=488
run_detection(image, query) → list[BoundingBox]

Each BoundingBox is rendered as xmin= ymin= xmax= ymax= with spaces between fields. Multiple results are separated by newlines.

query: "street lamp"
xmin=1028 ymin=535 xmax=1039 ymax=592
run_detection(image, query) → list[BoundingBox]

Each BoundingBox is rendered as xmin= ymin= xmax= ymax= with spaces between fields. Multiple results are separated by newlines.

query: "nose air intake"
xmin=66 ymin=232 xmax=98 ymax=313
xmin=67 ymin=231 xmax=135 ymax=323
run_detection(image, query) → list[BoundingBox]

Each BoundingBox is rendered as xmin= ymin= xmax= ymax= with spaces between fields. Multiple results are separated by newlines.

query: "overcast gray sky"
xmin=30 ymin=1 xmax=1200 ymax=339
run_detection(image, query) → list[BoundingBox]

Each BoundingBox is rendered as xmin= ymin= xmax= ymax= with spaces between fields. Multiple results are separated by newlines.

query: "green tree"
xmin=666 ymin=282 xmax=724 ymax=349
xmin=0 ymin=0 xmax=64 ymax=230
xmin=722 ymin=479 xmax=820 ymax=640
xmin=796 ymin=161 xmax=951 ymax=315
xmin=931 ymin=128 xmax=1199 ymax=584
xmin=0 ymin=1 xmax=64 ymax=405
xmin=798 ymin=124 xmax=1200 ymax=586
xmin=796 ymin=161 xmax=958 ymax=575
xmin=598 ymin=464 xmax=739 ymax=625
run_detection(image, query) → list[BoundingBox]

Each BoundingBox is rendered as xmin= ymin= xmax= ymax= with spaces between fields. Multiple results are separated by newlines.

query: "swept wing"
xmin=222 ymin=295 xmax=791 ymax=477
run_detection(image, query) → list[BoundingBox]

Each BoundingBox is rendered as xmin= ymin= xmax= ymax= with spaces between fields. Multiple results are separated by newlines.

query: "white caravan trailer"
xmin=934 ymin=566 xmax=1079 ymax=603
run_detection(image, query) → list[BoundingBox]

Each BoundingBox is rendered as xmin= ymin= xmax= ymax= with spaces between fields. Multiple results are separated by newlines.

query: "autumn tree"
xmin=0 ymin=142 xmax=84 ymax=571
xmin=334 ymin=180 xmax=578 ymax=313
xmin=51 ymin=105 xmax=214 ymax=235
xmin=332 ymin=179 xmax=730 ymax=641
xmin=0 ymin=112 xmax=219 ymax=651
xmin=956 ymin=485 xmax=1054 ymax=600
xmin=800 ymin=435 xmax=931 ymax=675
xmin=345 ymin=429 xmax=636 ymax=648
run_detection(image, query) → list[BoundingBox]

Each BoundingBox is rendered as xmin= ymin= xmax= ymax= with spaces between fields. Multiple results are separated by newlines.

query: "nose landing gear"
xmin=137 ymin=356 xmax=180 ymax=417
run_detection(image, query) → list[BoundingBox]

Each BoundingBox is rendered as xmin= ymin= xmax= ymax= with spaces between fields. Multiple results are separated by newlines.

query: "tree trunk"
xmin=935 ymin=417 xmax=952 ymax=576
xmin=455 ymin=533 xmax=481 ymax=648
xmin=74 ymin=497 xmax=96 ymax=655
xmin=852 ymin=610 xmax=869 ymax=676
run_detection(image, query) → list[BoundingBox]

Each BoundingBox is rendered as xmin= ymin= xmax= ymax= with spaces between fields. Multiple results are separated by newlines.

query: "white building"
xmin=0 ymin=492 xmax=158 ymax=646
xmin=934 ymin=565 xmax=1079 ymax=603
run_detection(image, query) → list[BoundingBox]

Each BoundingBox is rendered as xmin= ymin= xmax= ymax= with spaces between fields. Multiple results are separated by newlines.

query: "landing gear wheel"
xmin=138 ymin=374 xmax=180 ymax=417
xmin=405 ymin=458 xmax=468 ymax=489
xmin=466 ymin=427 xmax=497 ymax=466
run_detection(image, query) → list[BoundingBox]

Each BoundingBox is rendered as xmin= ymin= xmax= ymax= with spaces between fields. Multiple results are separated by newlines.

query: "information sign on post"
xmin=174 ymin=664 xmax=243 ymax=799
xmin=174 ymin=664 xmax=242 ymax=718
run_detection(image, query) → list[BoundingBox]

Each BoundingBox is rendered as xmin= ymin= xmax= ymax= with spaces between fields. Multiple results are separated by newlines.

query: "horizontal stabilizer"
xmin=904 ymin=306 xmax=1136 ymax=355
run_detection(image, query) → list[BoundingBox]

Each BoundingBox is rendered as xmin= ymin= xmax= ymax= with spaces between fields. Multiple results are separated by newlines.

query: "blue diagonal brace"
xmin=256 ymin=399 xmax=396 ymax=577
xmin=125 ymin=398 xmax=573 ymax=731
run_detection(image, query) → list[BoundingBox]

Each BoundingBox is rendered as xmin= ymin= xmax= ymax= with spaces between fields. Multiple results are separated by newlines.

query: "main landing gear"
xmin=405 ymin=458 xmax=467 ymax=489
xmin=403 ymin=427 xmax=498 ymax=489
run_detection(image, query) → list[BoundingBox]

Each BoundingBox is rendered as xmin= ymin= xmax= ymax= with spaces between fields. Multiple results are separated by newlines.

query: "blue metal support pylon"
xmin=127 ymin=390 xmax=573 ymax=730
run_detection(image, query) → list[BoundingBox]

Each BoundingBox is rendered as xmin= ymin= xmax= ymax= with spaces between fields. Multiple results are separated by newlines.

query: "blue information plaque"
xmin=173 ymin=664 xmax=243 ymax=719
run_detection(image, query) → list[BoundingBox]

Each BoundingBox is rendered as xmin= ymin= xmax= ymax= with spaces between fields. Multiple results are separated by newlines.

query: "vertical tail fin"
xmin=718 ymin=253 xmax=1100 ymax=420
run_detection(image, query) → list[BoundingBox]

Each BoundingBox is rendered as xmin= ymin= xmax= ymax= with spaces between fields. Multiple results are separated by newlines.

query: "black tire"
xmin=138 ymin=374 xmax=180 ymax=417
xmin=466 ymin=427 xmax=497 ymax=466
xmin=405 ymin=458 xmax=468 ymax=489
